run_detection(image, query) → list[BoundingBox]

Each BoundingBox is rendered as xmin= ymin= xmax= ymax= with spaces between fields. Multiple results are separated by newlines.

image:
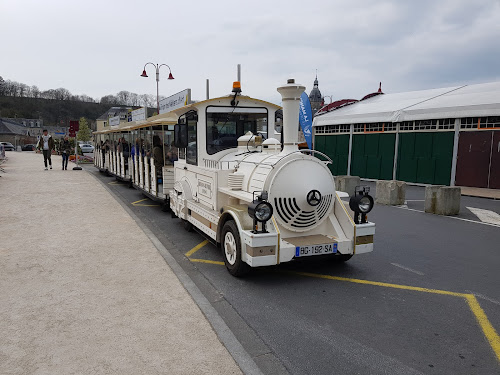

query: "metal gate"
xmin=455 ymin=131 xmax=498 ymax=188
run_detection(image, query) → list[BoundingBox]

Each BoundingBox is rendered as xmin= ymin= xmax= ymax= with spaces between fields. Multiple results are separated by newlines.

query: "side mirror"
xmin=174 ymin=123 xmax=188 ymax=148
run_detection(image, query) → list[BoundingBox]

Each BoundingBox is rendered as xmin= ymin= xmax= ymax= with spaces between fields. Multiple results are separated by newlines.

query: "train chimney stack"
xmin=277 ymin=79 xmax=306 ymax=153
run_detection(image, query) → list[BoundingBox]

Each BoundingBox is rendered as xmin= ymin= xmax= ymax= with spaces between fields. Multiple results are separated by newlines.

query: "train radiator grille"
xmin=273 ymin=194 xmax=332 ymax=229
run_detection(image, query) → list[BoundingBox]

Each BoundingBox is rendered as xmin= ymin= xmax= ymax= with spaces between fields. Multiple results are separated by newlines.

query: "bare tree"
xmin=100 ymin=95 xmax=119 ymax=105
xmin=129 ymin=92 xmax=139 ymax=106
xmin=31 ymin=85 xmax=40 ymax=99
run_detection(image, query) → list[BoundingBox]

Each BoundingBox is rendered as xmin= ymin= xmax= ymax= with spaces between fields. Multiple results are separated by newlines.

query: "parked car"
xmin=0 ymin=142 xmax=15 ymax=151
xmin=80 ymin=143 xmax=95 ymax=153
xmin=22 ymin=144 xmax=36 ymax=151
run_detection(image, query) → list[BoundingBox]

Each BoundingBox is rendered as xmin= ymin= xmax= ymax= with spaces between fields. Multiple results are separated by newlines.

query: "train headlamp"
xmin=250 ymin=201 xmax=273 ymax=222
xmin=248 ymin=191 xmax=273 ymax=233
xmin=349 ymin=186 xmax=374 ymax=224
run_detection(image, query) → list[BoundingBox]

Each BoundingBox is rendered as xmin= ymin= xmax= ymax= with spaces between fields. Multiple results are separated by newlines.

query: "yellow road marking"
xmin=190 ymin=258 xmax=225 ymax=266
xmin=185 ymin=240 xmax=209 ymax=258
xmin=132 ymin=198 xmax=149 ymax=204
xmin=185 ymin=260 xmax=499 ymax=362
xmin=466 ymin=295 xmax=500 ymax=362
xmin=286 ymin=271 xmax=468 ymax=297
xmin=131 ymin=198 xmax=159 ymax=207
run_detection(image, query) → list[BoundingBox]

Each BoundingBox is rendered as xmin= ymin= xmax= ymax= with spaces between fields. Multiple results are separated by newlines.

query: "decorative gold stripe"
xmin=356 ymin=235 xmax=374 ymax=245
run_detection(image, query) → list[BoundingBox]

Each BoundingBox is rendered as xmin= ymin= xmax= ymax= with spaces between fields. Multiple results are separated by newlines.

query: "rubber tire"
xmin=162 ymin=202 xmax=170 ymax=212
xmin=221 ymin=221 xmax=249 ymax=277
xmin=183 ymin=219 xmax=193 ymax=232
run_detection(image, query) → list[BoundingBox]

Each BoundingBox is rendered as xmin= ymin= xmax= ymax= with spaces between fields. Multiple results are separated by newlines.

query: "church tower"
xmin=309 ymin=73 xmax=323 ymax=115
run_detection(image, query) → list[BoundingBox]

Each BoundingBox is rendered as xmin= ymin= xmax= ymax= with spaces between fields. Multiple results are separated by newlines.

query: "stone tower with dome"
xmin=309 ymin=74 xmax=323 ymax=115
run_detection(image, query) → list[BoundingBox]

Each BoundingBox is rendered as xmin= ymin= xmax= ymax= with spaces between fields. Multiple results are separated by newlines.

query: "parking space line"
xmin=185 ymin=240 xmax=209 ymax=258
xmin=190 ymin=259 xmax=225 ymax=266
xmin=287 ymin=271 xmax=466 ymax=297
xmin=131 ymin=198 xmax=159 ymax=207
xmin=390 ymin=262 xmax=425 ymax=275
xmin=466 ymin=290 xmax=500 ymax=306
xmin=185 ymin=256 xmax=500 ymax=362
xmin=394 ymin=205 xmax=500 ymax=228
xmin=466 ymin=295 xmax=500 ymax=362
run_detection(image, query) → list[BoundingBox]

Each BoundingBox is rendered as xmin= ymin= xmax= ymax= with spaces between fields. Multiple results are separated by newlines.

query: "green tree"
xmin=77 ymin=117 xmax=91 ymax=142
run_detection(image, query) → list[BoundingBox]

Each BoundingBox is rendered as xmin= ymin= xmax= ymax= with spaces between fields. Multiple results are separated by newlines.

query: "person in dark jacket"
xmin=59 ymin=136 xmax=72 ymax=170
xmin=37 ymin=129 xmax=55 ymax=170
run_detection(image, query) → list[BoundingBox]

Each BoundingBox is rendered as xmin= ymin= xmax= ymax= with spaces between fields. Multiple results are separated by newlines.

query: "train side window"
xmin=175 ymin=111 xmax=198 ymax=164
xmin=186 ymin=112 xmax=198 ymax=165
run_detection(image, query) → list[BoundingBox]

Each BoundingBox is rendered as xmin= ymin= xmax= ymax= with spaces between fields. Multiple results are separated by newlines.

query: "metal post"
xmin=392 ymin=123 xmax=400 ymax=180
xmin=237 ymin=64 xmax=241 ymax=82
xmin=206 ymin=79 xmax=210 ymax=100
xmin=450 ymin=118 xmax=460 ymax=186
xmin=347 ymin=124 xmax=354 ymax=176
xmin=156 ymin=66 xmax=160 ymax=114
xmin=73 ymin=134 xmax=82 ymax=170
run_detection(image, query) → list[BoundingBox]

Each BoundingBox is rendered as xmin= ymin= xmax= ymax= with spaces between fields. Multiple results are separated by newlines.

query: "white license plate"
xmin=295 ymin=243 xmax=337 ymax=257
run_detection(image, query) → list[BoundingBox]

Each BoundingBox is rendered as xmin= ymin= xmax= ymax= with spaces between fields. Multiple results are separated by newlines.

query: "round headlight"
xmin=254 ymin=202 xmax=273 ymax=222
xmin=358 ymin=195 xmax=373 ymax=213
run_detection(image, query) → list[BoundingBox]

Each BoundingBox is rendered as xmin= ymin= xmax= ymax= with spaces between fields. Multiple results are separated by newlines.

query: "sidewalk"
xmin=460 ymin=186 xmax=500 ymax=200
xmin=0 ymin=152 xmax=242 ymax=375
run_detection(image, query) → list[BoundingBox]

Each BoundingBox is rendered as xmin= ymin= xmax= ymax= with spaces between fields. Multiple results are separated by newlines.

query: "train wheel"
xmin=221 ymin=221 xmax=249 ymax=277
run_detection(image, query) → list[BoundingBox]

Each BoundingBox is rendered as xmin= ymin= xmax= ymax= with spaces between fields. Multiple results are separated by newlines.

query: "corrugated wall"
xmin=315 ymin=135 xmax=349 ymax=176
xmin=351 ymin=133 xmax=395 ymax=180
xmin=396 ymin=132 xmax=454 ymax=185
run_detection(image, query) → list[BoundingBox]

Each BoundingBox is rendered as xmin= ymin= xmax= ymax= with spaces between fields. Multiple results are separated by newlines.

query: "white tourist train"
xmin=94 ymin=79 xmax=375 ymax=276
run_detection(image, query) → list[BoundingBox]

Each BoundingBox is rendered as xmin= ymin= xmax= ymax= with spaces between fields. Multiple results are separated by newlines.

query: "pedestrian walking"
xmin=37 ymin=129 xmax=55 ymax=170
xmin=59 ymin=136 xmax=72 ymax=170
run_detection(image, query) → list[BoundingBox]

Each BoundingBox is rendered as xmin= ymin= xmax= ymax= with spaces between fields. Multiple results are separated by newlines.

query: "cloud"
xmin=1 ymin=0 xmax=499 ymax=105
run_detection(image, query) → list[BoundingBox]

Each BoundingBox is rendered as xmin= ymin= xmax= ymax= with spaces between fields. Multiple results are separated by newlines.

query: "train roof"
xmin=94 ymin=95 xmax=281 ymax=134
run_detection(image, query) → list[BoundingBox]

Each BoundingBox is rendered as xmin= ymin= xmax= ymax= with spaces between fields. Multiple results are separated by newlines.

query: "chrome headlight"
xmin=349 ymin=186 xmax=374 ymax=224
xmin=248 ymin=201 xmax=273 ymax=223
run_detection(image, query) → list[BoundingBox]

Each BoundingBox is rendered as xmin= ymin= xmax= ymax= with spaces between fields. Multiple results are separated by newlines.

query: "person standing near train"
xmin=59 ymin=136 xmax=72 ymax=170
xmin=37 ymin=129 xmax=55 ymax=170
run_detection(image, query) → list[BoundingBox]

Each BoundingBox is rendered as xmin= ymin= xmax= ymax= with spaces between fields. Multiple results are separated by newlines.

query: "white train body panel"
xmin=169 ymin=83 xmax=375 ymax=269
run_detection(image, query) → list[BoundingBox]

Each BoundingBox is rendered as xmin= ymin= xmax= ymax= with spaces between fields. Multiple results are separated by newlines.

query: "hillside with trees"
xmin=0 ymin=76 xmax=158 ymax=127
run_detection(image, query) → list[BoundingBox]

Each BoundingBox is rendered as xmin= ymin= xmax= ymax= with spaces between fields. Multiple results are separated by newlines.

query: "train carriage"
xmin=94 ymin=79 xmax=376 ymax=276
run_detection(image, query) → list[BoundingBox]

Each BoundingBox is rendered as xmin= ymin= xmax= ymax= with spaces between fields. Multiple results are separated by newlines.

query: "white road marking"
xmin=393 ymin=205 xmax=500 ymax=228
xmin=390 ymin=263 xmax=425 ymax=276
xmin=465 ymin=290 xmax=500 ymax=306
xmin=467 ymin=207 xmax=500 ymax=225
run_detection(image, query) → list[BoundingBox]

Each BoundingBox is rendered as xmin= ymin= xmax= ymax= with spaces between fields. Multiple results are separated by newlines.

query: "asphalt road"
xmin=88 ymin=167 xmax=500 ymax=375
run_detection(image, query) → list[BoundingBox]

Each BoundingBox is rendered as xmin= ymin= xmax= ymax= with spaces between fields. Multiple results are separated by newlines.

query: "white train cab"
xmin=169 ymin=80 xmax=376 ymax=276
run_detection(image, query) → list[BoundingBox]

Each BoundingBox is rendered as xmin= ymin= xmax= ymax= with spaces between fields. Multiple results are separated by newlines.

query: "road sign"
xmin=70 ymin=120 xmax=79 ymax=132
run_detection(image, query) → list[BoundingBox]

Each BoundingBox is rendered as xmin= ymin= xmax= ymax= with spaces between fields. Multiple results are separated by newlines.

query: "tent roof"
xmin=313 ymin=81 xmax=500 ymax=126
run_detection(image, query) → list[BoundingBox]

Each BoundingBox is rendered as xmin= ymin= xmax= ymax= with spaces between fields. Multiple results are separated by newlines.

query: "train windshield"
xmin=206 ymin=106 xmax=268 ymax=155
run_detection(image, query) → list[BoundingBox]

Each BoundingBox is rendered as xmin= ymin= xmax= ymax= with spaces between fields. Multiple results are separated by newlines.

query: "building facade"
xmin=309 ymin=75 xmax=324 ymax=115
xmin=313 ymin=82 xmax=500 ymax=189
xmin=96 ymin=107 xmax=133 ymax=132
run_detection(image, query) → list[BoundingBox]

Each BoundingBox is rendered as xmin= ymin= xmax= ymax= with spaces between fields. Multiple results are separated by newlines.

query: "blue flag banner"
xmin=299 ymin=92 xmax=313 ymax=149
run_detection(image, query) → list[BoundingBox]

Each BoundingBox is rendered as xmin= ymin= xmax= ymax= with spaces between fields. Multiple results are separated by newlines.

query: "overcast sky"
xmin=2 ymin=0 xmax=500 ymax=106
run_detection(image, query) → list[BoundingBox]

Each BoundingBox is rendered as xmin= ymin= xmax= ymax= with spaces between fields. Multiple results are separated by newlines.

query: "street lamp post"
xmin=140 ymin=63 xmax=174 ymax=114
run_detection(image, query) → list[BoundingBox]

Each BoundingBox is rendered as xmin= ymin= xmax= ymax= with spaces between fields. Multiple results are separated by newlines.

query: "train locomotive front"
xmin=170 ymin=79 xmax=375 ymax=276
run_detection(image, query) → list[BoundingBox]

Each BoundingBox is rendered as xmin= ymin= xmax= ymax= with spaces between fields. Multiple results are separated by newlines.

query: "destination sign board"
xmin=159 ymin=89 xmax=191 ymax=114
